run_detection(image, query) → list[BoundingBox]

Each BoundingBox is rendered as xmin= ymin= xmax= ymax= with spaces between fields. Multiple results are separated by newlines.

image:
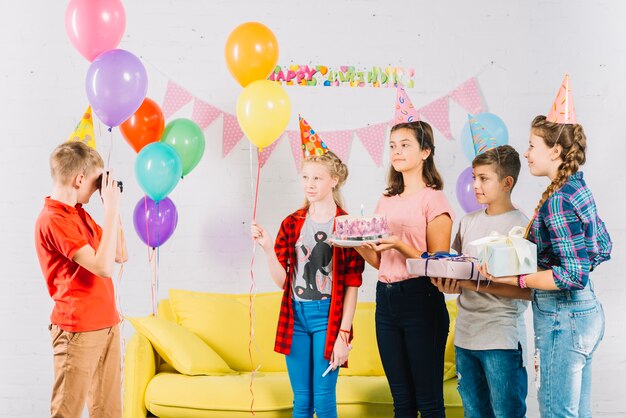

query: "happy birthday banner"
xmin=268 ymin=65 xmax=415 ymax=88
xmin=162 ymin=76 xmax=484 ymax=169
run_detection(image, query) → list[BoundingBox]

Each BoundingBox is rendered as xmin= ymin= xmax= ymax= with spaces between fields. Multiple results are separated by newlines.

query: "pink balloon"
xmin=65 ymin=0 xmax=126 ymax=61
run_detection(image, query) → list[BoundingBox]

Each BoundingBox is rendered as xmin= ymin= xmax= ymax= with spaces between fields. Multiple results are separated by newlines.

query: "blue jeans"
xmin=376 ymin=278 xmax=449 ymax=418
xmin=455 ymin=345 xmax=528 ymax=418
xmin=532 ymin=283 xmax=605 ymax=418
xmin=285 ymin=298 xmax=338 ymax=418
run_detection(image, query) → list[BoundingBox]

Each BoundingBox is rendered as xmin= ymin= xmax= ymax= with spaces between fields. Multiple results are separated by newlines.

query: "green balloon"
xmin=160 ymin=118 xmax=205 ymax=176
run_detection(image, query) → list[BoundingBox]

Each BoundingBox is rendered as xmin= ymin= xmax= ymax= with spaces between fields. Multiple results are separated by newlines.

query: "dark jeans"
xmin=376 ymin=277 xmax=449 ymax=418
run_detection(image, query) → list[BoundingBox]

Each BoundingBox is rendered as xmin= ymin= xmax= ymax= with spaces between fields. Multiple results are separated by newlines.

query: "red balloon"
xmin=120 ymin=98 xmax=165 ymax=153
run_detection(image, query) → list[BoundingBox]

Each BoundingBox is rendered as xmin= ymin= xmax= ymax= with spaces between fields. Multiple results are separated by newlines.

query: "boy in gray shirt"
xmin=433 ymin=145 xmax=531 ymax=418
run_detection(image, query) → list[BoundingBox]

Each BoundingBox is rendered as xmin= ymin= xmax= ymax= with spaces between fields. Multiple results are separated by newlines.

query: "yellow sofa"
xmin=124 ymin=289 xmax=462 ymax=418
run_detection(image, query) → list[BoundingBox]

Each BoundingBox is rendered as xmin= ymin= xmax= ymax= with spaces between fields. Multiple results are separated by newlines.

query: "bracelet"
xmin=518 ymin=274 xmax=528 ymax=289
xmin=339 ymin=328 xmax=351 ymax=334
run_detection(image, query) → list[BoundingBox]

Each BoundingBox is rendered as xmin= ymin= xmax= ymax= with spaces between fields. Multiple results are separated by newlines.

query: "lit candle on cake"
xmin=360 ymin=204 xmax=364 ymax=217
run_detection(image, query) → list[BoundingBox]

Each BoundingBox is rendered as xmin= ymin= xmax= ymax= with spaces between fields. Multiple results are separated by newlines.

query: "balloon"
xmin=460 ymin=113 xmax=509 ymax=163
xmin=225 ymin=22 xmax=279 ymax=87
xmin=456 ymin=166 xmax=485 ymax=213
xmin=135 ymin=142 xmax=182 ymax=202
xmin=65 ymin=0 xmax=126 ymax=61
xmin=236 ymin=80 xmax=291 ymax=150
xmin=133 ymin=196 xmax=178 ymax=248
xmin=86 ymin=49 xmax=148 ymax=128
xmin=160 ymin=119 xmax=205 ymax=177
xmin=120 ymin=98 xmax=165 ymax=153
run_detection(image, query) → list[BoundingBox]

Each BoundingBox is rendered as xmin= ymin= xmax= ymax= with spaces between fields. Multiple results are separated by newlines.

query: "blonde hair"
xmin=50 ymin=141 xmax=104 ymax=185
xmin=301 ymin=151 xmax=349 ymax=208
xmin=530 ymin=115 xmax=587 ymax=214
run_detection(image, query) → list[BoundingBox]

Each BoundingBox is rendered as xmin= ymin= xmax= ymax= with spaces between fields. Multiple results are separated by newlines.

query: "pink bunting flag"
xmin=449 ymin=77 xmax=484 ymax=115
xmin=222 ymin=113 xmax=244 ymax=157
xmin=418 ymin=97 xmax=453 ymax=140
xmin=287 ymin=130 xmax=303 ymax=172
xmin=320 ymin=130 xmax=353 ymax=162
xmin=191 ymin=98 xmax=222 ymax=129
xmin=355 ymin=123 xmax=387 ymax=167
xmin=162 ymin=81 xmax=193 ymax=120
xmin=258 ymin=135 xmax=282 ymax=168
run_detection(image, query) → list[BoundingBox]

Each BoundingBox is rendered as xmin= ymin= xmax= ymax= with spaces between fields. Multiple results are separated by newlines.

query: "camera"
xmin=97 ymin=171 xmax=123 ymax=193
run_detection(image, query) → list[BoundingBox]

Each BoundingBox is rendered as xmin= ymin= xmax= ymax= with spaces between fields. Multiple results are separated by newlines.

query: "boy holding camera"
xmin=35 ymin=141 xmax=126 ymax=417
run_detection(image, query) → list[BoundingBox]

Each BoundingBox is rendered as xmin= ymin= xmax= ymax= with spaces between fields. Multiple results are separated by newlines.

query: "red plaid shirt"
xmin=273 ymin=206 xmax=364 ymax=360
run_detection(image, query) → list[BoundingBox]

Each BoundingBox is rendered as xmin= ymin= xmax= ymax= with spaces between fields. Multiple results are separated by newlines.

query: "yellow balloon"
xmin=236 ymin=80 xmax=291 ymax=150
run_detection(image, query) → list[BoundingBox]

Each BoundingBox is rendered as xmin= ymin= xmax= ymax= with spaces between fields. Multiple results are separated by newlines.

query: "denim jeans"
xmin=532 ymin=283 xmax=605 ymax=418
xmin=376 ymin=277 xmax=449 ymax=418
xmin=455 ymin=345 xmax=528 ymax=418
xmin=285 ymin=298 xmax=338 ymax=418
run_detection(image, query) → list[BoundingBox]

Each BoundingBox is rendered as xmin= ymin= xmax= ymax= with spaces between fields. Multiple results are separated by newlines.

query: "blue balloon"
xmin=135 ymin=142 xmax=182 ymax=201
xmin=460 ymin=113 xmax=509 ymax=163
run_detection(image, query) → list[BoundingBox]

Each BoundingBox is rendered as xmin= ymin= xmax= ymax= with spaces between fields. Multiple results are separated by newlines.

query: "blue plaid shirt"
xmin=527 ymin=172 xmax=612 ymax=290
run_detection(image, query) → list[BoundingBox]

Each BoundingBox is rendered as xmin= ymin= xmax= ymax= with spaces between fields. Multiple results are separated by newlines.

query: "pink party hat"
xmin=546 ymin=74 xmax=577 ymax=124
xmin=394 ymin=86 xmax=420 ymax=125
xmin=299 ymin=115 xmax=329 ymax=158
xmin=468 ymin=114 xmax=497 ymax=156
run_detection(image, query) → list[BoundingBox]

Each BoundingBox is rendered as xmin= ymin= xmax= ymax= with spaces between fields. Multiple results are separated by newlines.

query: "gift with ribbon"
xmin=469 ymin=226 xmax=537 ymax=277
xmin=406 ymin=251 xmax=481 ymax=280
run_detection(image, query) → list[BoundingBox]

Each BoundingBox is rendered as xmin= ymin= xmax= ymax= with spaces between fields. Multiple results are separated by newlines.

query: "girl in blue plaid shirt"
xmin=481 ymin=112 xmax=612 ymax=417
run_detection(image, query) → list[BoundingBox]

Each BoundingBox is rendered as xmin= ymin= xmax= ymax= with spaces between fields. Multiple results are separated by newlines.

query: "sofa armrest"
xmin=123 ymin=333 xmax=157 ymax=418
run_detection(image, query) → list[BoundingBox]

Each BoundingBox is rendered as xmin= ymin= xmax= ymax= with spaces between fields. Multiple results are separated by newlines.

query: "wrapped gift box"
xmin=406 ymin=253 xmax=481 ymax=280
xmin=470 ymin=227 xmax=538 ymax=277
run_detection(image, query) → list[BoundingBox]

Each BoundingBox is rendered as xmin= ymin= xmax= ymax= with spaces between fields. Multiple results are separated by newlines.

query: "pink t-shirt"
xmin=375 ymin=188 xmax=455 ymax=283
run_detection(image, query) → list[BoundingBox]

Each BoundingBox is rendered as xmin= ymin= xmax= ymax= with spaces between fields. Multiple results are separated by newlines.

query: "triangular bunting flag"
xmin=222 ymin=113 xmax=244 ymax=157
xmin=449 ymin=77 xmax=484 ymax=114
xmin=355 ymin=123 xmax=387 ymax=167
xmin=321 ymin=130 xmax=354 ymax=162
xmin=162 ymin=81 xmax=193 ymax=120
xmin=418 ymin=97 xmax=453 ymax=139
xmin=258 ymin=135 xmax=282 ymax=168
xmin=191 ymin=98 xmax=222 ymax=129
xmin=287 ymin=130 xmax=303 ymax=172
xmin=67 ymin=106 xmax=96 ymax=149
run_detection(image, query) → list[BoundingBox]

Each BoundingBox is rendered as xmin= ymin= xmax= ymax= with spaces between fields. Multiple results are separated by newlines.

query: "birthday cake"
xmin=334 ymin=215 xmax=389 ymax=241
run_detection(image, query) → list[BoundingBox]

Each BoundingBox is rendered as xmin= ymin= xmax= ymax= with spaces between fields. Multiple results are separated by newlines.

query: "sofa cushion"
xmin=127 ymin=316 xmax=232 ymax=376
xmin=169 ymin=289 xmax=286 ymax=372
xmin=145 ymin=372 xmax=294 ymax=416
xmin=339 ymin=302 xmax=385 ymax=376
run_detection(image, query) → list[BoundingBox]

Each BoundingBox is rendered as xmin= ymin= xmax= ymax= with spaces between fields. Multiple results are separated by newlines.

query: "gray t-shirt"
xmin=292 ymin=217 xmax=334 ymax=301
xmin=452 ymin=209 xmax=530 ymax=353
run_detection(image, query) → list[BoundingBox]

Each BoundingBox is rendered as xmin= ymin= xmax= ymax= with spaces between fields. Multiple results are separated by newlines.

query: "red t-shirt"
xmin=35 ymin=197 xmax=120 ymax=332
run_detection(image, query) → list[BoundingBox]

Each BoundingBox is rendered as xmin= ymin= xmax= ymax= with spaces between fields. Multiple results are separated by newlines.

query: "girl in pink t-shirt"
xmin=358 ymin=121 xmax=455 ymax=418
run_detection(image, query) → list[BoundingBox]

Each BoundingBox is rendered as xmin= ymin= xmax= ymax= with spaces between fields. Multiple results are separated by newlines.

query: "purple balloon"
xmin=133 ymin=196 xmax=178 ymax=248
xmin=86 ymin=49 xmax=148 ymax=127
xmin=455 ymin=166 xmax=485 ymax=213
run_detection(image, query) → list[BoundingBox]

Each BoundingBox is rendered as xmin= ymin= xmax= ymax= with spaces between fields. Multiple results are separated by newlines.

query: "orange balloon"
xmin=225 ymin=22 xmax=279 ymax=87
xmin=120 ymin=97 xmax=165 ymax=153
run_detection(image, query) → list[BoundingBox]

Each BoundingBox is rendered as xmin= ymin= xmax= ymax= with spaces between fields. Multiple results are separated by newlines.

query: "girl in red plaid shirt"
xmin=251 ymin=143 xmax=364 ymax=418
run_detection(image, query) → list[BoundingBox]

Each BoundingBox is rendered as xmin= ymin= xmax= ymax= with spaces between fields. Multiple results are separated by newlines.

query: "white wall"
xmin=1 ymin=1 xmax=624 ymax=416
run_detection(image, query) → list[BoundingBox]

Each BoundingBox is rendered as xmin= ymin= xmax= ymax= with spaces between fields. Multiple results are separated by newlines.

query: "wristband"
xmin=518 ymin=274 xmax=528 ymax=289
xmin=339 ymin=328 xmax=351 ymax=334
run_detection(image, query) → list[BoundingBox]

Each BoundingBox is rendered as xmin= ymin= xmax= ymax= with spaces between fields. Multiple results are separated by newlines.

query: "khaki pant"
xmin=49 ymin=324 xmax=121 ymax=418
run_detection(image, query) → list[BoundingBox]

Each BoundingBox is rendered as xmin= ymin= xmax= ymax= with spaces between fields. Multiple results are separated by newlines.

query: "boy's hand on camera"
xmin=100 ymin=170 xmax=121 ymax=209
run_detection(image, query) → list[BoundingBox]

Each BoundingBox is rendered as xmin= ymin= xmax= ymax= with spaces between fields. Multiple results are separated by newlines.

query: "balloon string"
xmin=115 ymin=216 xmax=126 ymax=403
xmin=107 ymin=128 xmax=113 ymax=170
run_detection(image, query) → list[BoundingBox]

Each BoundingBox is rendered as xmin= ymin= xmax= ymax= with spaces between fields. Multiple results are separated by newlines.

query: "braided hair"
xmin=530 ymin=115 xmax=587 ymax=214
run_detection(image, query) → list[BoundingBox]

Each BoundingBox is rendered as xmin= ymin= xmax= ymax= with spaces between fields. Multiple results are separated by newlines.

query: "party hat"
xmin=546 ymin=74 xmax=577 ymax=124
xmin=394 ymin=86 xmax=420 ymax=125
xmin=468 ymin=114 xmax=497 ymax=156
xmin=299 ymin=115 xmax=329 ymax=157
xmin=67 ymin=106 xmax=96 ymax=149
